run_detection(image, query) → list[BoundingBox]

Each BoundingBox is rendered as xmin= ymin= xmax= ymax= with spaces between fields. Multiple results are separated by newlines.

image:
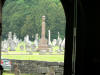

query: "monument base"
xmin=37 ymin=38 xmax=49 ymax=52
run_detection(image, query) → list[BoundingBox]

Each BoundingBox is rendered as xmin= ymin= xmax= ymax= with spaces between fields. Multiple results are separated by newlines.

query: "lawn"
xmin=2 ymin=55 xmax=64 ymax=62
xmin=3 ymin=72 xmax=31 ymax=75
xmin=2 ymin=42 xmax=64 ymax=54
xmin=2 ymin=42 xmax=64 ymax=62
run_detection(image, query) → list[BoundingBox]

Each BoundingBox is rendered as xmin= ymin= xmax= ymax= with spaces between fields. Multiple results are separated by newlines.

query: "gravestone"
xmin=25 ymin=44 xmax=32 ymax=55
xmin=7 ymin=32 xmax=13 ymax=47
xmin=38 ymin=16 xmax=49 ymax=52
xmin=57 ymin=38 xmax=62 ymax=46
xmin=57 ymin=32 xmax=60 ymax=40
xmin=52 ymin=39 xmax=57 ymax=47
xmin=39 ymin=50 xmax=47 ymax=55
xmin=61 ymin=38 xmax=65 ymax=51
xmin=48 ymin=48 xmax=53 ymax=55
xmin=8 ymin=32 xmax=12 ymax=40
xmin=9 ymin=41 xmax=16 ymax=51
xmin=13 ymin=33 xmax=19 ymax=46
xmin=48 ymin=30 xmax=52 ymax=47
xmin=20 ymin=45 xmax=24 ymax=51
xmin=24 ymin=35 xmax=30 ymax=43
xmin=34 ymin=33 xmax=39 ymax=47
xmin=56 ymin=32 xmax=62 ymax=46
xmin=31 ymin=44 xmax=36 ymax=52
xmin=1 ymin=40 xmax=8 ymax=52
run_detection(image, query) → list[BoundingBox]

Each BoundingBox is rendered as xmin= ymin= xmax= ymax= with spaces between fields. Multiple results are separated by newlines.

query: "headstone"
xmin=13 ymin=33 xmax=19 ymax=45
xmin=57 ymin=38 xmax=62 ymax=46
xmin=9 ymin=41 xmax=16 ymax=51
xmin=24 ymin=35 xmax=30 ymax=43
xmin=48 ymin=49 xmax=53 ymax=55
xmin=1 ymin=40 xmax=8 ymax=52
xmin=20 ymin=45 xmax=24 ymax=51
xmin=34 ymin=33 xmax=39 ymax=47
xmin=56 ymin=32 xmax=62 ymax=46
xmin=61 ymin=38 xmax=65 ymax=50
xmin=52 ymin=39 xmax=57 ymax=47
xmin=7 ymin=32 xmax=13 ymax=46
xmin=31 ymin=44 xmax=36 ymax=52
xmin=25 ymin=44 xmax=32 ymax=54
xmin=8 ymin=32 xmax=12 ymax=40
xmin=48 ymin=30 xmax=52 ymax=47
xmin=39 ymin=50 xmax=47 ymax=55
xmin=57 ymin=32 xmax=60 ymax=40
xmin=38 ymin=16 xmax=49 ymax=52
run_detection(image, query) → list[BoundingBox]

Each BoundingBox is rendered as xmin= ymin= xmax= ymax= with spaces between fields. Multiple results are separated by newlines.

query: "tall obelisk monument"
xmin=38 ymin=16 xmax=48 ymax=51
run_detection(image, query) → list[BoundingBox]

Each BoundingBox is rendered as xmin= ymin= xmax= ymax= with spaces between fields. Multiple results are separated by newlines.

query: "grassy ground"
xmin=2 ymin=55 xmax=64 ymax=62
xmin=2 ymin=42 xmax=63 ymax=54
xmin=3 ymin=72 xmax=30 ymax=75
xmin=2 ymin=42 xmax=64 ymax=62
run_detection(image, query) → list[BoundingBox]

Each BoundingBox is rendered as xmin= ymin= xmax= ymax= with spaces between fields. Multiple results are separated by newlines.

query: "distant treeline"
xmin=2 ymin=0 xmax=66 ymax=41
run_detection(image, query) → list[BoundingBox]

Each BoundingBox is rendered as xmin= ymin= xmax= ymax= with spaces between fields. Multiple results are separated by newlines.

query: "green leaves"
xmin=2 ymin=0 xmax=66 ymax=41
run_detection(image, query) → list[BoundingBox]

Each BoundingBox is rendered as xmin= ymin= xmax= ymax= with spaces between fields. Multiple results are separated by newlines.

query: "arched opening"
xmin=1 ymin=0 xmax=67 ymax=75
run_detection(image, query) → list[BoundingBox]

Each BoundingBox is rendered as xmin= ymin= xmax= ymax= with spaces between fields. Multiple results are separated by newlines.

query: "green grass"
xmin=3 ymin=73 xmax=13 ymax=75
xmin=2 ymin=42 xmax=64 ymax=62
xmin=3 ymin=72 xmax=30 ymax=75
xmin=2 ymin=42 xmax=64 ymax=54
xmin=2 ymin=55 xmax=64 ymax=62
xmin=6 ymin=42 xmax=61 ymax=53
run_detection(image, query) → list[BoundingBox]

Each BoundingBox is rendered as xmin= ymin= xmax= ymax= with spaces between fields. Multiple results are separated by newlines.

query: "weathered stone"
xmin=58 ymin=62 xmax=64 ymax=66
xmin=14 ymin=63 xmax=21 ymax=75
xmin=46 ymin=66 xmax=55 ymax=75
xmin=52 ymin=66 xmax=59 ymax=71
xmin=39 ymin=50 xmax=47 ymax=55
xmin=47 ymin=62 xmax=58 ymax=66
xmin=56 ymin=73 xmax=62 ymax=75
xmin=10 ymin=60 xmax=64 ymax=74
xmin=38 ymin=16 xmax=49 ymax=51
xmin=55 ymin=68 xmax=64 ymax=73
xmin=37 ymin=67 xmax=49 ymax=73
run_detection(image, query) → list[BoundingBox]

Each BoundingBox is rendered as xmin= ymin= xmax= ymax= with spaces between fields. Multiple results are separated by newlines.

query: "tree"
xmin=2 ymin=0 xmax=66 ymax=41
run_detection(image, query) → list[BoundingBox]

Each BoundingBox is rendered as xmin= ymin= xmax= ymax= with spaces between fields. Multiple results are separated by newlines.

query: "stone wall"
xmin=10 ymin=59 xmax=64 ymax=75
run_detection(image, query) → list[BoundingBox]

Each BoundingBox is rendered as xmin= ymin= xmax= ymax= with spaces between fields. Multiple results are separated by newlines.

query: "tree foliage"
xmin=2 ymin=0 xmax=66 ymax=41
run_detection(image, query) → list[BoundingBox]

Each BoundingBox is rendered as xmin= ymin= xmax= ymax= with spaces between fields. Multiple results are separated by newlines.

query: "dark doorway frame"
xmin=0 ymin=0 xmax=76 ymax=75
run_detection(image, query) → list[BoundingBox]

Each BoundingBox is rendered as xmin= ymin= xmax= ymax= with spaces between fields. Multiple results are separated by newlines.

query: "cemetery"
xmin=1 ymin=0 xmax=66 ymax=75
xmin=1 ymin=16 xmax=65 ymax=75
xmin=1 ymin=16 xmax=65 ymax=56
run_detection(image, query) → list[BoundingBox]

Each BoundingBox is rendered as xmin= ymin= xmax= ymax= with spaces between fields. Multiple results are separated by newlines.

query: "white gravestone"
xmin=52 ymin=39 xmax=57 ymax=46
xmin=1 ymin=40 xmax=8 ymax=52
xmin=61 ymin=38 xmax=65 ymax=50
xmin=48 ymin=30 xmax=52 ymax=46
xmin=34 ymin=33 xmax=39 ymax=47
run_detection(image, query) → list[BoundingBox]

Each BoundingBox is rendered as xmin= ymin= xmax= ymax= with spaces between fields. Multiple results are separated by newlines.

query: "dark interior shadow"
xmin=0 ymin=0 xmax=5 ymax=74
